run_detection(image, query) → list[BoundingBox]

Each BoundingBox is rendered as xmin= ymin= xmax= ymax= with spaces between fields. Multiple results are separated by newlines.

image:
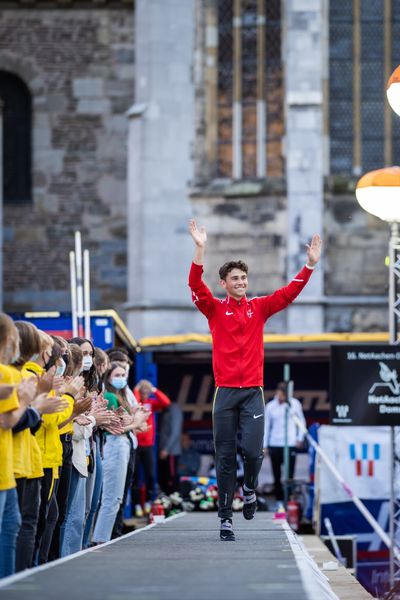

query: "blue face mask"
xmin=111 ymin=377 xmax=127 ymax=390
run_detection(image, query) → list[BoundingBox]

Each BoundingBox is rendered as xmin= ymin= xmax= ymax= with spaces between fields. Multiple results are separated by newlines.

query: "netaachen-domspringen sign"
xmin=330 ymin=346 xmax=400 ymax=426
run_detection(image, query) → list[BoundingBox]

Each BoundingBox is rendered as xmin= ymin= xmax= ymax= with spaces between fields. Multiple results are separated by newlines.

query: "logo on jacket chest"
xmin=224 ymin=307 xmax=254 ymax=319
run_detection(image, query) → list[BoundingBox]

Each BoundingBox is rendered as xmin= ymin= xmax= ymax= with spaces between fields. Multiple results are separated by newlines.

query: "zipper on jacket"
xmin=239 ymin=301 xmax=244 ymax=388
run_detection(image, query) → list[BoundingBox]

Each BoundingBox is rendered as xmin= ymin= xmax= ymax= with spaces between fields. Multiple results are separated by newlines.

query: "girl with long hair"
xmin=91 ymin=363 xmax=149 ymax=544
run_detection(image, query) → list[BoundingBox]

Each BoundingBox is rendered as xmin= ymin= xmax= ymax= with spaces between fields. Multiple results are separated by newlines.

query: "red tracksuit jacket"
xmin=134 ymin=388 xmax=171 ymax=447
xmin=188 ymin=262 xmax=313 ymax=388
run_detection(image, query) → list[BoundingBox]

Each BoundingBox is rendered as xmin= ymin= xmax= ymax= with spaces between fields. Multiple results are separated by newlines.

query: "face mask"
xmin=11 ymin=349 xmax=20 ymax=364
xmin=55 ymin=358 xmax=66 ymax=377
xmin=7 ymin=339 xmax=19 ymax=364
xmin=30 ymin=353 xmax=39 ymax=363
xmin=82 ymin=356 xmax=93 ymax=371
xmin=110 ymin=377 xmax=127 ymax=390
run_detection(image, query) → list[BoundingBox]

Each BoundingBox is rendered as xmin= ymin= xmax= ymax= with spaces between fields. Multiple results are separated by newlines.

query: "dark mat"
xmin=0 ymin=512 xmax=310 ymax=600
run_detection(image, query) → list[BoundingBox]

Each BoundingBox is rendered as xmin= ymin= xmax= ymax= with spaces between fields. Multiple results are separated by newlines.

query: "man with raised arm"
xmin=188 ymin=219 xmax=322 ymax=541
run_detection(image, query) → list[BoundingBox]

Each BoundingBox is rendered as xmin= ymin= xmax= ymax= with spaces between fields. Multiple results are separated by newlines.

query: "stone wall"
xmin=0 ymin=5 xmax=134 ymax=311
xmin=0 ymin=1 xmax=391 ymax=338
xmin=324 ymin=182 xmax=388 ymax=332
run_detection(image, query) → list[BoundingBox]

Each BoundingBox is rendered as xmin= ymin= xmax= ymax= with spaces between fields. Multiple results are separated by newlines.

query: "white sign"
xmin=318 ymin=426 xmax=390 ymax=503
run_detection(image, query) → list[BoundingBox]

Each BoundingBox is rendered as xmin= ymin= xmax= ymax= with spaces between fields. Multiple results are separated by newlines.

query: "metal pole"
xmin=256 ymin=0 xmax=266 ymax=177
xmin=390 ymin=425 xmax=395 ymax=589
xmin=83 ymin=249 xmax=91 ymax=340
xmin=283 ymin=364 xmax=290 ymax=508
xmin=69 ymin=251 xmax=78 ymax=337
xmin=232 ymin=0 xmax=242 ymax=179
xmin=389 ymin=222 xmax=400 ymax=345
xmin=75 ymin=231 xmax=84 ymax=337
xmin=389 ymin=222 xmax=400 ymax=594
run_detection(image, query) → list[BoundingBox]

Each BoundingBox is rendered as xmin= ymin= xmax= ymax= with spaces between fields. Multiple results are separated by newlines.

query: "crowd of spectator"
xmin=0 ymin=313 xmax=192 ymax=578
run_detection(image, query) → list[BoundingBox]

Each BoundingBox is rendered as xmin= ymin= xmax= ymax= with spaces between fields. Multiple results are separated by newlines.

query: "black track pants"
xmin=15 ymin=477 xmax=41 ymax=571
xmin=269 ymin=446 xmax=297 ymax=501
xmin=212 ymin=386 xmax=265 ymax=520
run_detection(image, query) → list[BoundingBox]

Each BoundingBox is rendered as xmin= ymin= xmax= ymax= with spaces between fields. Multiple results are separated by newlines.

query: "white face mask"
xmin=12 ymin=349 xmax=20 ymax=364
xmin=82 ymin=355 xmax=93 ymax=371
xmin=8 ymin=340 xmax=19 ymax=364
xmin=55 ymin=358 xmax=66 ymax=377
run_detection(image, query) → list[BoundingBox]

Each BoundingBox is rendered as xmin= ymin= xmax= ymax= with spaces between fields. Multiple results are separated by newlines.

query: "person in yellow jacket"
xmin=0 ymin=313 xmax=37 ymax=578
xmin=13 ymin=321 xmax=68 ymax=571
xmin=48 ymin=336 xmax=74 ymax=561
xmin=21 ymin=330 xmax=84 ymax=565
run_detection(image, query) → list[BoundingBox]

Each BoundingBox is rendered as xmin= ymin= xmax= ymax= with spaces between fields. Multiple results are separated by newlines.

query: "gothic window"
xmin=215 ymin=0 xmax=283 ymax=180
xmin=0 ymin=71 xmax=32 ymax=204
xmin=329 ymin=0 xmax=400 ymax=175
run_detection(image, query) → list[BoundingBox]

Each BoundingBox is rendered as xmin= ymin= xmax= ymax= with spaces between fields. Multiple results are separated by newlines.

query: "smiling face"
xmin=220 ymin=268 xmax=248 ymax=301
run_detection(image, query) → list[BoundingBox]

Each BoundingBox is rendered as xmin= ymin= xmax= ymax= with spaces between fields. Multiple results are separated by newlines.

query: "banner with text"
xmin=330 ymin=345 xmax=400 ymax=426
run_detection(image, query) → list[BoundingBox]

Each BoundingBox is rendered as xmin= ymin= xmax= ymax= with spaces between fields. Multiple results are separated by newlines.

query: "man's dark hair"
xmin=218 ymin=260 xmax=248 ymax=281
xmin=107 ymin=349 xmax=132 ymax=365
xmin=276 ymin=382 xmax=288 ymax=396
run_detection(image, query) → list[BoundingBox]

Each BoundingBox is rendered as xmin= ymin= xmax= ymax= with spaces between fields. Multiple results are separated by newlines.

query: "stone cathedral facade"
xmin=0 ymin=0 xmax=134 ymax=311
xmin=0 ymin=0 xmax=397 ymax=339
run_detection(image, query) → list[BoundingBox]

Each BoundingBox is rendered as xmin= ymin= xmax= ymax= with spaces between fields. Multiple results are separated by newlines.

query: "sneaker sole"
xmin=220 ymin=533 xmax=235 ymax=541
xmin=243 ymin=504 xmax=257 ymax=520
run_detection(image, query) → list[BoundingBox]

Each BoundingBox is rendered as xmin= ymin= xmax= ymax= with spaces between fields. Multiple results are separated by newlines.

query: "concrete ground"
xmin=302 ymin=535 xmax=374 ymax=600
xmin=0 ymin=512 xmax=373 ymax=600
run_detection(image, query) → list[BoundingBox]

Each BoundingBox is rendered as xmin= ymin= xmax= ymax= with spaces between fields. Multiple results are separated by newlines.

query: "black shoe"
xmin=243 ymin=491 xmax=257 ymax=520
xmin=220 ymin=519 xmax=235 ymax=541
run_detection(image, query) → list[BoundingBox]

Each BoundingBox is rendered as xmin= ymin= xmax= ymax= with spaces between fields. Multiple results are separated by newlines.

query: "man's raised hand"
xmin=306 ymin=234 xmax=322 ymax=267
xmin=189 ymin=219 xmax=207 ymax=248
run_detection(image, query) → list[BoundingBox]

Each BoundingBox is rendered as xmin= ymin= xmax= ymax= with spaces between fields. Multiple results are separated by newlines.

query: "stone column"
xmin=284 ymin=0 xmax=327 ymax=333
xmin=126 ymin=0 xmax=196 ymax=339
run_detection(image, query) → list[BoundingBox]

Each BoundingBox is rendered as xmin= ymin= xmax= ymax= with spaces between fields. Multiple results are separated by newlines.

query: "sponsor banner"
xmin=318 ymin=426 xmax=392 ymax=597
xmin=320 ymin=500 xmax=389 ymax=544
xmin=320 ymin=501 xmax=389 ymax=598
xmin=330 ymin=345 xmax=400 ymax=426
xmin=357 ymin=562 xmax=389 ymax=598
xmin=318 ymin=425 xmax=390 ymax=502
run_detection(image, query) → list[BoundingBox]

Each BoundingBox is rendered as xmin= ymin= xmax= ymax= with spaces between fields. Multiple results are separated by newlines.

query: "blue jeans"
xmin=83 ymin=439 xmax=103 ymax=548
xmin=0 ymin=490 xmax=7 ymax=533
xmin=60 ymin=467 xmax=86 ymax=557
xmin=92 ymin=435 xmax=130 ymax=543
xmin=0 ymin=487 xmax=21 ymax=577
